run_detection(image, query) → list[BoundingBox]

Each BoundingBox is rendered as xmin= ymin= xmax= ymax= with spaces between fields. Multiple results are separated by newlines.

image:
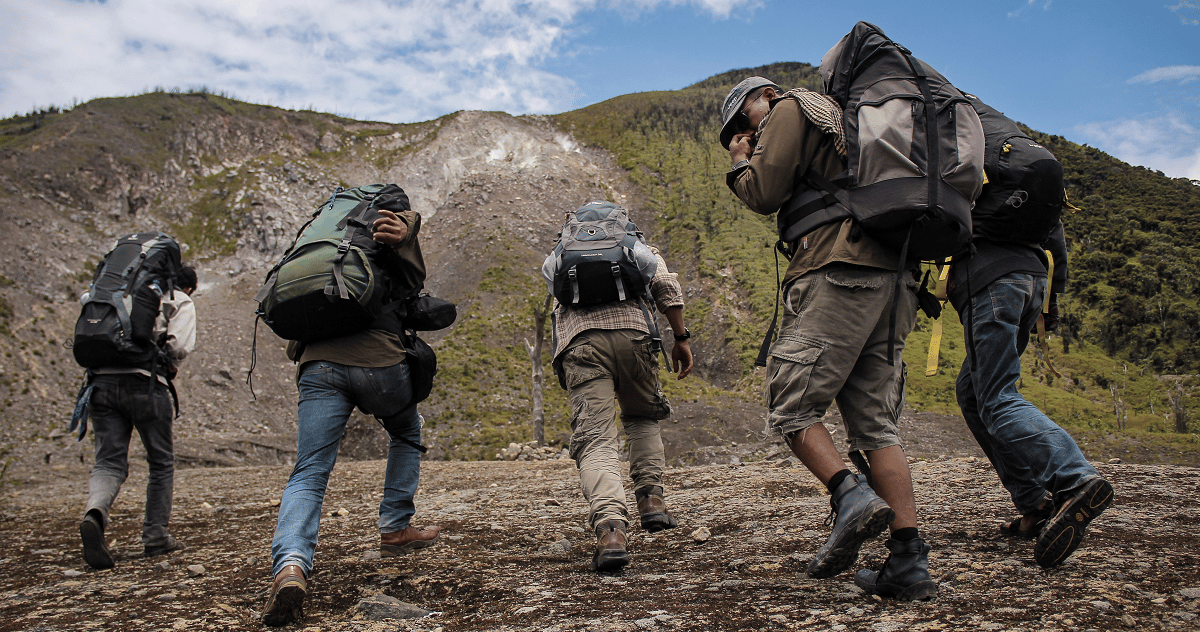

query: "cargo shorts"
xmin=765 ymin=265 xmax=919 ymax=452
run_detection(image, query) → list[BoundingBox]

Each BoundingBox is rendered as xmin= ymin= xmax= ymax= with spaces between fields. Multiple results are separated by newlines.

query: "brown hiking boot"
xmin=592 ymin=519 xmax=631 ymax=572
xmin=636 ymin=486 xmax=678 ymax=533
xmin=380 ymin=524 xmax=441 ymax=557
xmin=262 ymin=564 xmax=306 ymax=627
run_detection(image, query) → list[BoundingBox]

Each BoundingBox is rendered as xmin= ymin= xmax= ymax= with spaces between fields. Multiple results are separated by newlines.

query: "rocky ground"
xmin=3 ymin=421 xmax=1200 ymax=632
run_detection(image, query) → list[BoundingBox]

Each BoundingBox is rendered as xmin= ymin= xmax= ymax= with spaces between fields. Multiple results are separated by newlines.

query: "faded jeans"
xmin=559 ymin=329 xmax=673 ymax=529
xmin=84 ymin=374 xmax=175 ymax=549
xmin=955 ymin=272 xmax=1098 ymax=514
xmin=270 ymin=360 xmax=422 ymax=577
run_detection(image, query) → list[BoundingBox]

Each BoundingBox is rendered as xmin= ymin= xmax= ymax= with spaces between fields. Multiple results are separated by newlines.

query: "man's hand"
xmin=728 ymin=132 xmax=754 ymax=165
xmin=1045 ymin=294 xmax=1060 ymax=332
xmin=671 ymin=340 xmax=693 ymax=380
xmin=372 ymin=210 xmax=409 ymax=244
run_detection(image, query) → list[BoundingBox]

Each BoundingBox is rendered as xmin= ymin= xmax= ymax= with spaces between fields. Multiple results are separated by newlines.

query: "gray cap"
xmin=719 ymin=76 xmax=780 ymax=149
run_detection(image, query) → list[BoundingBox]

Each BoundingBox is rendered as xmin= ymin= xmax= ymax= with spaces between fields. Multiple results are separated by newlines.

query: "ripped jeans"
xmin=557 ymin=329 xmax=673 ymax=529
xmin=765 ymin=264 xmax=919 ymax=451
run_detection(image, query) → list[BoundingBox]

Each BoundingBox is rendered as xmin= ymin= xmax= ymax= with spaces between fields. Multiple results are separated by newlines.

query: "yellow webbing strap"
xmin=925 ymin=260 xmax=951 ymax=377
xmin=1036 ymin=249 xmax=1061 ymax=378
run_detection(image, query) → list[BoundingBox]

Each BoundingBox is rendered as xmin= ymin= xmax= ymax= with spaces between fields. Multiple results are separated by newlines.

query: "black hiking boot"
xmin=806 ymin=473 xmax=894 ymax=579
xmin=855 ymin=537 xmax=938 ymax=601
xmin=1035 ymin=477 xmax=1114 ymax=568
xmin=80 ymin=511 xmax=115 ymax=570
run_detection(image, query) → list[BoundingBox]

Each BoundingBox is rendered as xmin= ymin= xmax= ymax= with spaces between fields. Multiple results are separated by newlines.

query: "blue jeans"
xmin=955 ymin=273 xmax=1098 ymax=515
xmin=270 ymin=360 xmax=422 ymax=577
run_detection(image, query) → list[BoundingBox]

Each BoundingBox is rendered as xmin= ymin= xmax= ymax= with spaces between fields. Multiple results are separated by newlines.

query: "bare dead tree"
xmin=525 ymin=295 xmax=554 ymax=446
xmin=1111 ymin=365 xmax=1129 ymax=432
xmin=1169 ymin=379 xmax=1190 ymax=434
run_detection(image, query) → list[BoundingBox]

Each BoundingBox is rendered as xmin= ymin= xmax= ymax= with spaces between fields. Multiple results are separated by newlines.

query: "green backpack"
xmin=255 ymin=184 xmax=421 ymax=342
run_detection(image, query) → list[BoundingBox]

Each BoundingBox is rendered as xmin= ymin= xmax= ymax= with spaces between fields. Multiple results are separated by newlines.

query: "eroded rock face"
xmin=0 ymin=99 xmax=659 ymax=479
xmin=1 ymin=459 xmax=1195 ymax=631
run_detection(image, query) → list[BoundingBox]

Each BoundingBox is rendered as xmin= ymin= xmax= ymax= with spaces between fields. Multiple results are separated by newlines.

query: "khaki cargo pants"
xmin=558 ymin=328 xmax=673 ymax=529
xmin=766 ymin=265 xmax=919 ymax=451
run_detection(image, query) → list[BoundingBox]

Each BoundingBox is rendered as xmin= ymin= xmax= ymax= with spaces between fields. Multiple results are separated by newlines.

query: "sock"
xmin=892 ymin=527 xmax=919 ymax=542
xmin=826 ymin=469 xmax=852 ymax=494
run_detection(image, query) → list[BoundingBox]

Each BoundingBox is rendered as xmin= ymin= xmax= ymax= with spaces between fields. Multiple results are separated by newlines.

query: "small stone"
xmin=1090 ymin=600 xmax=1111 ymax=611
xmin=355 ymin=593 xmax=430 ymax=621
xmin=544 ymin=498 xmax=561 ymax=506
xmin=156 ymin=561 xmax=172 ymax=571
xmin=155 ymin=593 xmax=177 ymax=602
xmin=1180 ymin=587 xmax=1200 ymax=599
xmin=186 ymin=564 xmax=205 ymax=577
xmin=634 ymin=617 xmax=657 ymax=629
xmin=269 ymin=499 xmax=281 ymax=507
xmin=361 ymin=550 xmax=382 ymax=561
xmin=1108 ymin=458 xmax=1123 ymax=464
xmin=331 ymin=507 xmax=349 ymax=517
xmin=515 ymin=606 xmax=539 ymax=615
xmin=245 ymin=557 xmax=258 ymax=567
xmin=691 ymin=527 xmax=712 ymax=543
xmin=62 ymin=570 xmax=83 ymax=578
xmin=201 ymin=501 xmax=213 ymax=509
xmin=1122 ymin=614 xmax=1136 ymax=627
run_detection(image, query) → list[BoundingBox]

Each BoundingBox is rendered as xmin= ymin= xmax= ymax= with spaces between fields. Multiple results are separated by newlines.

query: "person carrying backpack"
xmin=261 ymin=187 xmax=442 ymax=627
xmin=541 ymin=200 xmax=694 ymax=573
xmin=75 ymin=249 xmax=197 ymax=571
xmin=950 ymin=94 xmax=1113 ymax=569
xmin=720 ymin=74 xmax=936 ymax=601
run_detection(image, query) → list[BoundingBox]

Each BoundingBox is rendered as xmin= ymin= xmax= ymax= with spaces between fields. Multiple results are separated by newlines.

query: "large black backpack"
xmin=964 ymin=93 xmax=1064 ymax=244
xmin=73 ymin=231 xmax=183 ymax=373
xmin=798 ymin=20 xmax=985 ymax=262
xmin=255 ymin=184 xmax=421 ymax=342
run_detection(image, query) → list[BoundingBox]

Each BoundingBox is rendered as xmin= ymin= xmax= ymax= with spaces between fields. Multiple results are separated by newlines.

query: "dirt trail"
xmin=3 ymin=457 xmax=1199 ymax=631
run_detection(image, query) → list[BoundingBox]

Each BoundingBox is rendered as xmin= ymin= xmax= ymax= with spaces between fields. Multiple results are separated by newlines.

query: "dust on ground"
xmin=3 ymin=453 xmax=1199 ymax=631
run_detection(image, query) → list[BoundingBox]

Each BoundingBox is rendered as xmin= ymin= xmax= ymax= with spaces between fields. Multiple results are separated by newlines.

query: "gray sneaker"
xmin=807 ymin=473 xmax=894 ymax=579
xmin=80 ymin=512 xmax=115 ymax=570
xmin=144 ymin=535 xmax=185 ymax=558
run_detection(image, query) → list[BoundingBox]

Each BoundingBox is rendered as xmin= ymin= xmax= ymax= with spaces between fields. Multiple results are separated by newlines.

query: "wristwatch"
xmin=673 ymin=327 xmax=691 ymax=342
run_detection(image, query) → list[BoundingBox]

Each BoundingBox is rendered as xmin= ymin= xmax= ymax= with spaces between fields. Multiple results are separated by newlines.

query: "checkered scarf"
xmin=782 ymin=88 xmax=845 ymax=157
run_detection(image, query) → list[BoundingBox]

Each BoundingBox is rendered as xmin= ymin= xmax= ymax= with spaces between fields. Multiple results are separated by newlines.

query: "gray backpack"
xmin=541 ymin=201 xmax=668 ymax=363
xmin=780 ymin=21 xmax=985 ymax=262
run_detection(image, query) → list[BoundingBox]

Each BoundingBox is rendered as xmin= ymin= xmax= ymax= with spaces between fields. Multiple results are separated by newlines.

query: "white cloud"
xmin=1008 ymin=0 xmax=1052 ymax=18
xmin=0 ymin=0 xmax=756 ymax=122
xmin=1076 ymin=114 xmax=1200 ymax=180
xmin=1167 ymin=1 xmax=1200 ymax=26
xmin=1128 ymin=65 xmax=1200 ymax=84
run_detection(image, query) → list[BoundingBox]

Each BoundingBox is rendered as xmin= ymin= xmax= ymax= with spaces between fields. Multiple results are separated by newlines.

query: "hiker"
xmin=262 ymin=204 xmax=440 ymax=627
xmin=542 ymin=200 xmax=694 ymax=572
xmin=78 ymin=264 xmax=197 ymax=569
xmin=952 ymin=96 xmax=1113 ymax=568
xmin=720 ymin=77 xmax=936 ymax=600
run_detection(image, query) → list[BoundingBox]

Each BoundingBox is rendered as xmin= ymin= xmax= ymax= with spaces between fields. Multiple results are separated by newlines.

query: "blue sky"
xmin=1 ymin=0 xmax=1197 ymax=179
